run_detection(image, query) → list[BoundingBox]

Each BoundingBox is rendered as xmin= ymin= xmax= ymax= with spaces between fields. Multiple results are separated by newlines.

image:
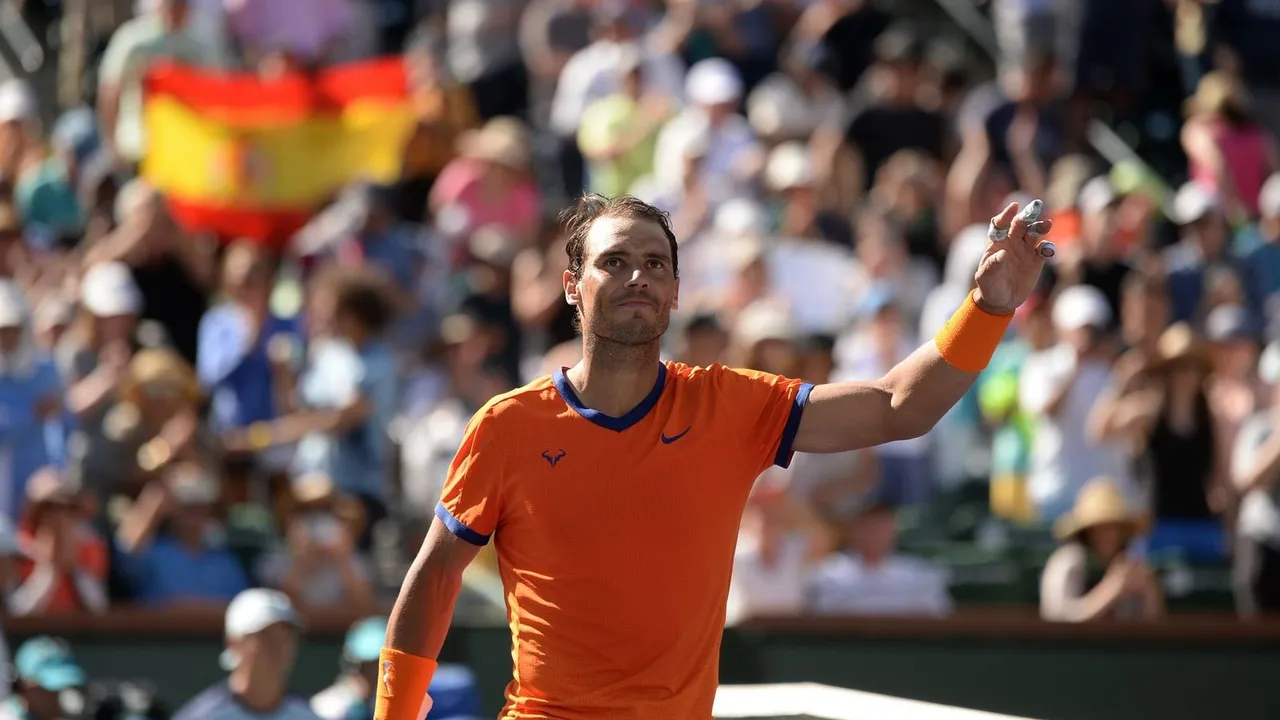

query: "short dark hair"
xmin=560 ymin=194 xmax=680 ymax=279
xmin=319 ymin=265 xmax=396 ymax=336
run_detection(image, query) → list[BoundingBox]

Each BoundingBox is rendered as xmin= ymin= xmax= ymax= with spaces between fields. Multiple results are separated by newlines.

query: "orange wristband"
xmin=933 ymin=290 xmax=1013 ymax=373
xmin=374 ymin=648 xmax=438 ymax=720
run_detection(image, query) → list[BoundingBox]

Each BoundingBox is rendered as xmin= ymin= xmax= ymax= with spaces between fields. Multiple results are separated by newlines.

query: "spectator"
xmin=578 ymin=46 xmax=673 ymax=199
xmin=104 ymin=348 xmax=213 ymax=495
xmin=551 ymin=0 xmax=684 ymax=197
xmin=197 ymin=240 xmax=298 ymax=470
xmin=1090 ymin=323 xmax=1225 ymax=562
xmin=97 ymin=0 xmax=222 ymax=170
xmin=226 ymin=266 xmax=398 ymax=542
xmin=762 ymin=141 xmax=850 ymax=247
xmin=1021 ymin=283 xmax=1131 ymax=522
xmin=83 ymin=181 xmax=213 ymax=364
xmin=0 ymin=80 xmax=42 ymax=185
xmin=726 ymin=480 xmax=833 ymax=625
xmin=223 ymin=0 xmax=357 ymax=72
xmin=60 ymin=261 xmax=142 ymax=497
xmin=14 ymin=108 xmax=99 ymax=242
xmin=1053 ymin=175 xmax=1133 ymax=325
xmin=1182 ymin=71 xmax=1279 ymax=223
xmin=1040 ymin=477 xmax=1164 ymax=622
xmin=11 ymin=468 xmax=108 ymax=616
xmin=1232 ymin=349 xmax=1280 ymax=616
xmin=256 ymin=472 xmax=375 ymax=614
xmin=841 ymin=27 xmax=948 ymax=202
xmin=4 ymin=637 xmax=88 ymax=720
xmin=808 ymin=503 xmax=953 ymax=617
xmin=115 ymin=462 xmax=250 ymax=607
xmin=1164 ymin=181 xmax=1254 ymax=326
xmin=0 ymin=280 xmax=62 ymax=520
xmin=1243 ymin=172 xmax=1280 ymax=307
xmin=653 ymin=58 xmax=764 ymax=207
xmin=430 ymin=117 xmax=542 ymax=246
xmin=173 ymin=588 xmax=319 ymax=719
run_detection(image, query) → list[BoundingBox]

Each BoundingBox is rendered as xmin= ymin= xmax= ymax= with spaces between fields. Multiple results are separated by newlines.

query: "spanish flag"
xmin=142 ymin=58 xmax=415 ymax=246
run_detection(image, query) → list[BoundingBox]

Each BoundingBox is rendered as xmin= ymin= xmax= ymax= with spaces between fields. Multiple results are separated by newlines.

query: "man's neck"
xmin=567 ymin=338 xmax=661 ymax=416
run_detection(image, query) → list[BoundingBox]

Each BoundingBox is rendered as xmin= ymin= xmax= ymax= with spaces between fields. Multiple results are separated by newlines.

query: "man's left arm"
xmin=793 ymin=200 xmax=1054 ymax=455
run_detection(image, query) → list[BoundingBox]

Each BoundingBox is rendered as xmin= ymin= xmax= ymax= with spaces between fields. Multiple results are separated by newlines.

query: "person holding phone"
xmin=256 ymin=472 xmax=374 ymax=614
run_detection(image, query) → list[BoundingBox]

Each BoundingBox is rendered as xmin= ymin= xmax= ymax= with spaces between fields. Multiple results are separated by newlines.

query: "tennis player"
xmin=376 ymin=195 xmax=1054 ymax=720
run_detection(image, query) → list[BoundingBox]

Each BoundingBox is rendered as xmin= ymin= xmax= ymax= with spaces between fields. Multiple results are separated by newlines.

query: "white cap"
xmin=0 ymin=280 xmax=29 ymax=328
xmin=1172 ymin=181 xmax=1221 ymax=225
xmin=735 ymin=302 xmax=794 ymax=346
xmin=764 ymin=142 xmax=814 ymax=192
xmin=0 ymin=79 xmax=36 ymax=125
xmin=686 ymin=58 xmax=743 ymax=106
xmin=1259 ymin=172 xmax=1280 ymax=219
xmin=713 ymin=197 xmax=768 ymax=238
xmin=1052 ymin=284 xmax=1112 ymax=331
xmin=81 ymin=262 xmax=143 ymax=318
xmin=1077 ymin=175 xmax=1118 ymax=215
xmin=225 ymin=589 xmax=301 ymax=640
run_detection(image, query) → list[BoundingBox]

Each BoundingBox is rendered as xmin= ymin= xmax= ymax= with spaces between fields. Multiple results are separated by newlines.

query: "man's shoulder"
xmin=172 ymin=682 xmax=235 ymax=719
xmin=476 ymin=375 xmax=562 ymax=423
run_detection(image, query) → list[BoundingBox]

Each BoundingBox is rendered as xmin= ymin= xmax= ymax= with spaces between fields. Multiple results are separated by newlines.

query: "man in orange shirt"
xmin=376 ymin=195 xmax=1054 ymax=720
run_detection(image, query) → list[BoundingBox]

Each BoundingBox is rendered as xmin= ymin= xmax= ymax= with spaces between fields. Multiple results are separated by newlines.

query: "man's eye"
xmin=605 ymin=258 xmax=622 ymax=267
xmin=648 ymin=260 xmax=665 ymax=269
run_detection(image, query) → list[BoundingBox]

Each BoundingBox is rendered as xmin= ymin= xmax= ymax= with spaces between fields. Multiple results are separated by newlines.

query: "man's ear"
xmin=563 ymin=270 xmax=580 ymax=309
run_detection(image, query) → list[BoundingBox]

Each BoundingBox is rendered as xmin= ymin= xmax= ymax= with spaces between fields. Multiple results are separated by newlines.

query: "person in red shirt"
xmin=376 ymin=195 xmax=1053 ymax=720
xmin=13 ymin=468 xmax=108 ymax=615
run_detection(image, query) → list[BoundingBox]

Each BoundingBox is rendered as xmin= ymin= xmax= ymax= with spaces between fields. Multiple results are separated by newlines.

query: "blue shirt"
xmin=292 ymin=340 xmax=398 ymax=501
xmin=197 ymin=304 xmax=301 ymax=429
xmin=14 ymin=160 xmax=82 ymax=239
xmin=0 ymin=357 xmax=63 ymax=519
xmin=174 ymin=683 xmax=320 ymax=720
xmin=120 ymin=534 xmax=249 ymax=606
xmin=358 ymin=227 xmax=422 ymax=293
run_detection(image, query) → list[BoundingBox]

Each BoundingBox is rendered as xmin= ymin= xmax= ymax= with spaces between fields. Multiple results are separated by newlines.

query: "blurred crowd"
xmin=0 ymin=0 xmax=1275 ymax=712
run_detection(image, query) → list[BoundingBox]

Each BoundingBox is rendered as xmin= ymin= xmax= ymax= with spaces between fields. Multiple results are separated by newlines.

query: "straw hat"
xmin=120 ymin=348 xmax=201 ymax=406
xmin=1053 ymin=478 xmax=1150 ymax=541
xmin=458 ymin=117 xmax=531 ymax=172
xmin=1151 ymin=321 xmax=1210 ymax=371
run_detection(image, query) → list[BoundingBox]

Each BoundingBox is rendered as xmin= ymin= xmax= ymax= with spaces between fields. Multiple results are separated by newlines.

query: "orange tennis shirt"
xmin=435 ymin=360 xmax=813 ymax=719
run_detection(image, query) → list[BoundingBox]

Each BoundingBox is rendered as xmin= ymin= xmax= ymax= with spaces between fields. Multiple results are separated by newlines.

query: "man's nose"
xmin=625 ymin=268 xmax=649 ymax=287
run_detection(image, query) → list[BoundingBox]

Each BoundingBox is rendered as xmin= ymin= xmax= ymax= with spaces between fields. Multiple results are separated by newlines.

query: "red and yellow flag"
xmin=142 ymin=58 xmax=416 ymax=246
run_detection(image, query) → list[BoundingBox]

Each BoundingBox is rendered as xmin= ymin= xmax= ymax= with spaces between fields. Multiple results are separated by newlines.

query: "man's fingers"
xmin=1036 ymin=240 xmax=1056 ymax=258
xmin=1027 ymin=219 xmax=1053 ymax=239
xmin=1009 ymin=199 xmax=1044 ymax=243
xmin=988 ymin=202 xmax=1019 ymax=242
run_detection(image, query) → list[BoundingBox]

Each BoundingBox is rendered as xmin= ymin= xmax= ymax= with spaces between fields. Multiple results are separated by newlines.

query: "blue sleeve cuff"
xmin=434 ymin=502 xmax=491 ymax=547
xmin=773 ymin=382 xmax=814 ymax=469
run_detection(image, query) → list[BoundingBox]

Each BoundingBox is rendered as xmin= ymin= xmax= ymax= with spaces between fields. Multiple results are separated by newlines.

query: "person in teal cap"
xmin=2 ymin=636 xmax=87 ymax=720
xmin=311 ymin=617 xmax=481 ymax=720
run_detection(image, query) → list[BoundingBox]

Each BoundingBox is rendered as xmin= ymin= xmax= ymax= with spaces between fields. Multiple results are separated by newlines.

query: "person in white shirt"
xmin=726 ymin=479 xmax=834 ymax=624
xmin=808 ymin=503 xmax=952 ymax=616
xmin=1020 ymin=284 xmax=1132 ymax=522
xmin=652 ymin=58 xmax=765 ymax=207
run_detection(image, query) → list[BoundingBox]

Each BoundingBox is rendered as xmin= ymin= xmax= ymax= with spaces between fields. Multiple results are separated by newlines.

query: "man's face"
xmin=238 ymin=623 xmax=299 ymax=679
xmin=565 ymin=216 xmax=679 ymax=346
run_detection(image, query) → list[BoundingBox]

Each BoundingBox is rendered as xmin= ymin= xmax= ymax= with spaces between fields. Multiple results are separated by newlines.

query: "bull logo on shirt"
xmin=542 ymin=449 xmax=567 ymax=467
